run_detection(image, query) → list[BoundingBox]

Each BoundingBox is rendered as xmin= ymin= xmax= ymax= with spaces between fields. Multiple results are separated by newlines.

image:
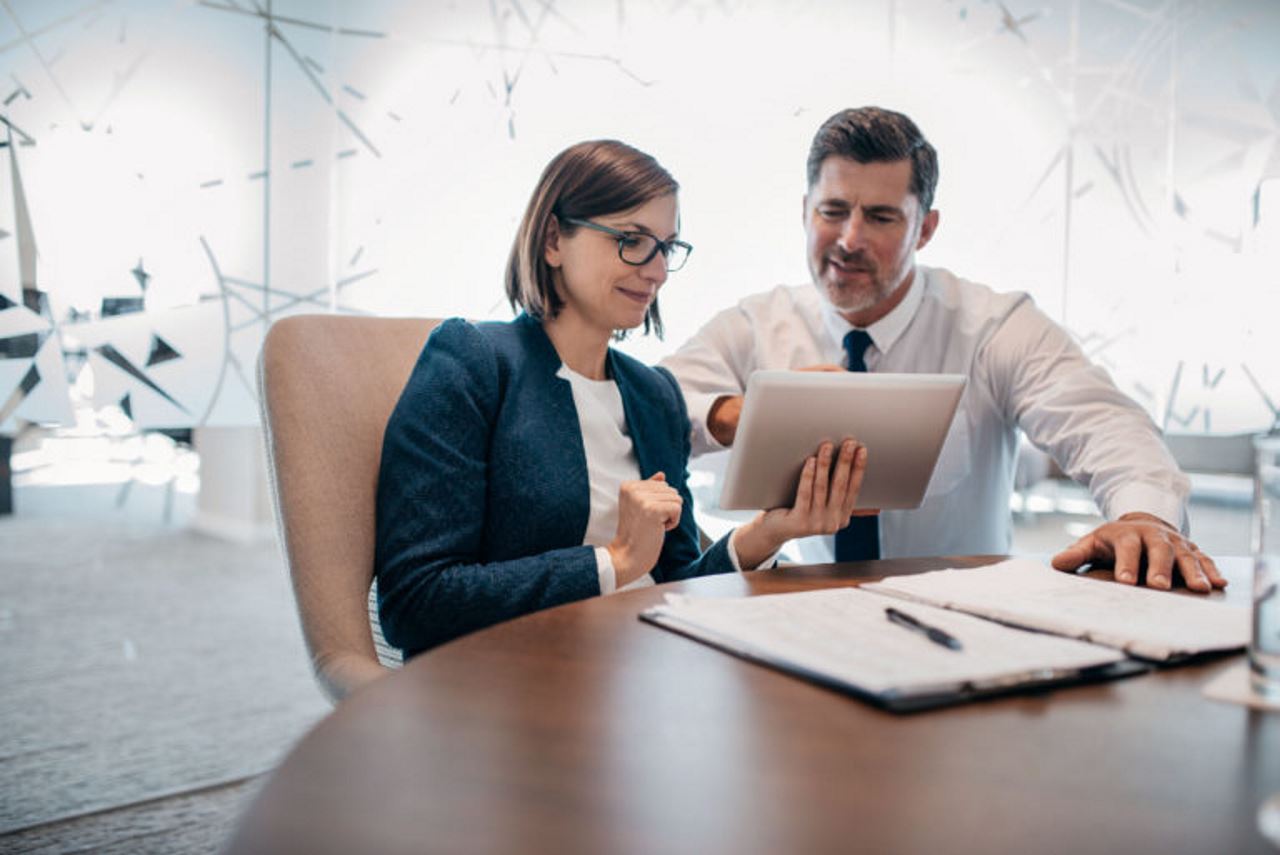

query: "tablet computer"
xmin=717 ymin=371 xmax=967 ymax=511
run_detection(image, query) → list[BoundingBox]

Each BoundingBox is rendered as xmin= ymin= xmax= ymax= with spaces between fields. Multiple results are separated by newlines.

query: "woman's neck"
xmin=542 ymin=310 xmax=611 ymax=380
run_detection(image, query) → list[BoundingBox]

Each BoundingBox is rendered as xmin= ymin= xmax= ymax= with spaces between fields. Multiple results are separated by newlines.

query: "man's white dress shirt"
xmin=660 ymin=266 xmax=1189 ymax=561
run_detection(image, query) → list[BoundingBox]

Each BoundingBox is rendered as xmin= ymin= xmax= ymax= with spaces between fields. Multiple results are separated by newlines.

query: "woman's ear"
xmin=543 ymin=217 xmax=562 ymax=268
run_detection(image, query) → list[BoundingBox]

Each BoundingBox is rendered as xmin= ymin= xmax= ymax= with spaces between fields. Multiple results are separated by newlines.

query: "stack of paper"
xmin=864 ymin=558 xmax=1248 ymax=661
xmin=642 ymin=559 xmax=1249 ymax=712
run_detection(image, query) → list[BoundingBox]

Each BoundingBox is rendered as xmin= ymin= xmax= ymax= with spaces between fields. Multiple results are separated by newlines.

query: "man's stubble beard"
xmin=817 ymin=254 xmax=892 ymax=315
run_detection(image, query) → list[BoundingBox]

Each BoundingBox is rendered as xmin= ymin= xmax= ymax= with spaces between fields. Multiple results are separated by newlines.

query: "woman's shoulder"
xmin=424 ymin=316 xmax=485 ymax=354
xmin=423 ymin=315 xmax=531 ymax=365
xmin=416 ymin=315 xmax=559 ymax=403
xmin=409 ymin=318 xmax=487 ymax=383
xmin=430 ymin=313 xmax=552 ymax=368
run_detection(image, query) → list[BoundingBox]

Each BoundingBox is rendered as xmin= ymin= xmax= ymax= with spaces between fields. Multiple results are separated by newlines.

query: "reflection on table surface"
xmin=228 ymin=555 xmax=1279 ymax=855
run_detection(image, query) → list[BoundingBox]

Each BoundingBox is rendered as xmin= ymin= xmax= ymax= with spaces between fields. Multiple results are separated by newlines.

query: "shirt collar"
xmin=819 ymin=265 xmax=927 ymax=359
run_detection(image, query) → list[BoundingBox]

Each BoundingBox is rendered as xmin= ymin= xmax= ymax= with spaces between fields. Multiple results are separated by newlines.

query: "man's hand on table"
xmin=1050 ymin=512 xmax=1226 ymax=593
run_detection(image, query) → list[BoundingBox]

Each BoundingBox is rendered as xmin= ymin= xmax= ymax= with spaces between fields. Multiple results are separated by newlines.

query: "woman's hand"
xmin=732 ymin=439 xmax=873 ymax=569
xmin=608 ymin=473 xmax=683 ymax=587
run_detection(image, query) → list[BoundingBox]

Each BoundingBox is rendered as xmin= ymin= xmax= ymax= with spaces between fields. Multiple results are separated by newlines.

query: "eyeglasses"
xmin=561 ymin=217 xmax=693 ymax=272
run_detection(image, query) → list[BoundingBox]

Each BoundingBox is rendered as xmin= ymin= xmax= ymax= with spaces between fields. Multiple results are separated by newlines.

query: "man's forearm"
xmin=707 ymin=395 xmax=743 ymax=446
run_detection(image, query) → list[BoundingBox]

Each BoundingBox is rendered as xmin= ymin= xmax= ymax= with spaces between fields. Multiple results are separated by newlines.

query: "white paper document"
xmin=642 ymin=559 xmax=1249 ymax=711
xmin=863 ymin=558 xmax=1250 ymax=661
xmin=644 ymin=586 xmax=1129 ymax=707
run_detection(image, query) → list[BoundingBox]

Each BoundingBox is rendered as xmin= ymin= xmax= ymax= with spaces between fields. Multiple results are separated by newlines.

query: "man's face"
xmin=804 ymin=156 xmax=937 ymax=320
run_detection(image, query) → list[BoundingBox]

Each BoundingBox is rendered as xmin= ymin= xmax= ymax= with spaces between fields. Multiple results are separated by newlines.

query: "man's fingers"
xmin=1172 ymin=540 xmax=1226 ymax=592
xmin=1174 ymin=546 xmax=1211 ymax=593
xmin=1055 ymin=519 xmax=1228 ymax=593
xmin=1050 ymin=536 xmax=1093 ymax=572
xmin=1110 ymin=534 xmax=1141 ymax=585
xmin=1199 ymin=552 xmax=1228 ymax=588
xmin=1140 ymin=536 xmax=1173 ymax=590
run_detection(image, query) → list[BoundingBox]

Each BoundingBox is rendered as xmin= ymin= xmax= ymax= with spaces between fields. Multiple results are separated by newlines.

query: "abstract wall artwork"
xmin=0 ymin=0 xmax=1276 ymax=437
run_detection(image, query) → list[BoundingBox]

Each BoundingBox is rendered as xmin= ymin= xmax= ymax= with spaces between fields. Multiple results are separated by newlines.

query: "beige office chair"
xmin=258 ymin=314 xmax=440 ymax=703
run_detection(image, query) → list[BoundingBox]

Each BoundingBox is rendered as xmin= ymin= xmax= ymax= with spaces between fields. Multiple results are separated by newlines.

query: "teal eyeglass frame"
xmin=561 ymin=217 xmax=693 ymax=271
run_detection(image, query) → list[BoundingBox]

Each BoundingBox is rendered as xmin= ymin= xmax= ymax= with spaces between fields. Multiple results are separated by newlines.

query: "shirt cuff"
xmin=728 ymin=528 xmax=780 ymax=572
xmin=1103 ymin=482 xmax=1189 ymax=535
xmin=595 ymin=546 xmax=618 ymax=595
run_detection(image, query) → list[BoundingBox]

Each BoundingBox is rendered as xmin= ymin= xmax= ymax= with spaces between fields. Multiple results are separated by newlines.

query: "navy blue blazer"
xmin=374 ymin=313 xmax=734 ymax=657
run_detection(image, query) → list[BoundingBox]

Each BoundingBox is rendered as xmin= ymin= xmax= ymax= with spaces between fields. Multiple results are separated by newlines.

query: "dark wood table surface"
xmin=227 ymin=556 xmax=1279 ymax=855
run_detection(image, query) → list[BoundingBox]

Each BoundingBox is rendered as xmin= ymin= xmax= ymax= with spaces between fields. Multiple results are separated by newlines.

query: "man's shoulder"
xmin=739 ymin=282 xmax=820 ymax=310
xmin=920 ymin=266 xmax=1031 ymax=323
xmin=716 ymin=283 xmax=824 ymax=328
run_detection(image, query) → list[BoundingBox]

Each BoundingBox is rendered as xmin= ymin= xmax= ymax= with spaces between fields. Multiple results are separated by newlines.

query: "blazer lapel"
xmin=514 ymin=314 xmax=591 ymax=538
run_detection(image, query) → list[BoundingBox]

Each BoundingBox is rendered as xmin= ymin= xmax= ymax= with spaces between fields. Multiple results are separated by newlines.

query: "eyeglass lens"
xmin=619 ymin=234 xmax=689 ymax=271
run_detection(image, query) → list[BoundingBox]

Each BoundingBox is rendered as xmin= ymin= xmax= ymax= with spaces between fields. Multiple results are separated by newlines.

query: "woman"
xmin=375 ymin=140 xmax=868 ymax=658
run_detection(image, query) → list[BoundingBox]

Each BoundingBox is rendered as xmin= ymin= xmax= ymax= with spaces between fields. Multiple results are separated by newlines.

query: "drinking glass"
xmin=1251 ymin=434 xmax=1280 ymax=698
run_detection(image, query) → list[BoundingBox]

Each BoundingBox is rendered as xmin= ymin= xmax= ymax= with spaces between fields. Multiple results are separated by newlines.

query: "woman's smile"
xmin=616 ymin=285 xmax=654 ymax=305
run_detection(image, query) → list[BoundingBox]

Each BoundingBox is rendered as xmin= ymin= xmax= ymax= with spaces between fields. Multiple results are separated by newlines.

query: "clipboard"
xmin=640 ymin=560 xmax=1247 ymax=714
xmin=640 ymin=602 xmax=1149 ymax=714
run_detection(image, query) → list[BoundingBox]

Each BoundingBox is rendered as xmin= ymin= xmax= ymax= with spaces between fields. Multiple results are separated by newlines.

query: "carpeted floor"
xmin=0 ymin=491 xmax=331 ymax=853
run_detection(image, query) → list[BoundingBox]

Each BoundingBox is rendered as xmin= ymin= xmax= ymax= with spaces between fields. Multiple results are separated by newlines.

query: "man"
xmin=661 ymin=106 xmax=1223 ymax=592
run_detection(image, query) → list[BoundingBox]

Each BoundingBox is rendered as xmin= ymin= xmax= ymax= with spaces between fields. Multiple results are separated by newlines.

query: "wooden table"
xmin=228 ymin=556 xmax=1279 ymax=854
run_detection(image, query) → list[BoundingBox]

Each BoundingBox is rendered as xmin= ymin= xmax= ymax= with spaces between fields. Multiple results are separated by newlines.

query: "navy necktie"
xmin=834 ymin=330 xmax=881 ymax=562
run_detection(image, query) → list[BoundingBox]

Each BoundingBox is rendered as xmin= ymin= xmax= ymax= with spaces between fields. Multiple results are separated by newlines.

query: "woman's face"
xmin=544 ymin=193 xmax=678 ymax=336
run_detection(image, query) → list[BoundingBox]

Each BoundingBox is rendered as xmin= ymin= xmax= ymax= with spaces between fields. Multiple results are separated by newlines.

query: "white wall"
xmin=1 ymin=0 xmax=1277 ymax=433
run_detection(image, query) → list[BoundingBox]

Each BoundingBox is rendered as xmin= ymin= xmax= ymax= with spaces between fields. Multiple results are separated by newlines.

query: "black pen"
xmin=884 ymin=607 xmax=963 ymax=651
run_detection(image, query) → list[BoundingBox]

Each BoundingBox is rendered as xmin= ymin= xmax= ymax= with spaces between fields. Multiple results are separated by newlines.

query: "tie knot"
xmin=843 ymin=329 xmax=873 ymax=372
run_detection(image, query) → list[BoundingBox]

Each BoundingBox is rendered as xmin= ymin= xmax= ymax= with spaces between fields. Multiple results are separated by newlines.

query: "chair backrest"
xmin=258 ymin=314 xmax=440 ymax=701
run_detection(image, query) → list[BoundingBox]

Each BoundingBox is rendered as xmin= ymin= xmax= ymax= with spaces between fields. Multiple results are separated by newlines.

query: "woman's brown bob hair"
xmin=505 ymin=139 xmax=678 ymax=338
